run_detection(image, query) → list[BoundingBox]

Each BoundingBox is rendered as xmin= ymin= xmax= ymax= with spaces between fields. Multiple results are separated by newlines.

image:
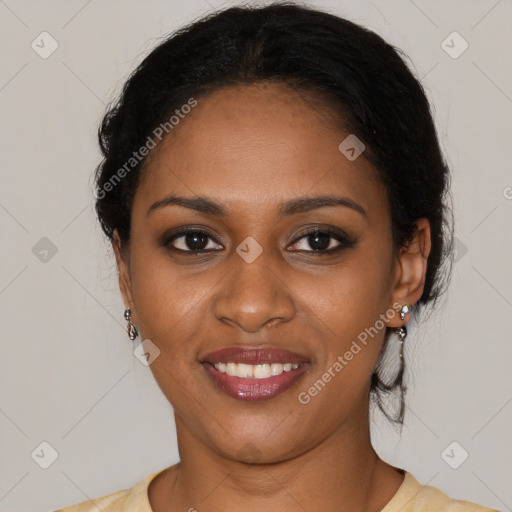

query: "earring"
xmin=399 ymin=303 xmax=412 ymax=321
xmin=124 ymin=308 xmax=138 ymax=340
xmin=396 ymin=303 xmax=412 ymax=358
xmin=396 ymin=325 xmax=407 ymax=359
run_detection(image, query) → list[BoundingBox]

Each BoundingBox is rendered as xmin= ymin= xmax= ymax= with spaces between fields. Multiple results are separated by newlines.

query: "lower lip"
xmin=202 ymin=363 xmax=309 ymax=401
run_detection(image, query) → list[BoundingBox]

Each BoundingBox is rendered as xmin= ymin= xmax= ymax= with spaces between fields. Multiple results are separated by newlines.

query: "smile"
xmin=201 ymin=347 xmax=310 ymax=401
xmin=213 ymin=361 xmax=300 ymax=378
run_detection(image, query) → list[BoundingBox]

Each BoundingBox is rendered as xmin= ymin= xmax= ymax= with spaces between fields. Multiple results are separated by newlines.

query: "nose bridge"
xmin=214 ymin=243 xmax=295 ymax=331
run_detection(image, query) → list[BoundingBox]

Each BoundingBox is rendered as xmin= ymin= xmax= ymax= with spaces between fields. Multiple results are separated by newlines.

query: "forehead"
xmin=134 ymin=82 xmax=385 ymax=217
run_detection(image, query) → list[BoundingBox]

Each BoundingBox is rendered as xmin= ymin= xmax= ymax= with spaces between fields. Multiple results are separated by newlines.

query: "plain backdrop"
xmin=0 ymin=1 xmax=511 ymax=511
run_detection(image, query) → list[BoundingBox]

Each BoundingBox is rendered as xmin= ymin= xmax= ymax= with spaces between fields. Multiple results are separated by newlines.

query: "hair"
xmin=94 ymin=1 xmax=454 ymax=425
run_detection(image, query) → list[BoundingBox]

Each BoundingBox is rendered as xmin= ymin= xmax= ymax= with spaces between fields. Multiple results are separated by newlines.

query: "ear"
xmin=386 ymin=218 xmax=431 ymax=328
xmin=113 ymin=229 xmax=138 ymax=325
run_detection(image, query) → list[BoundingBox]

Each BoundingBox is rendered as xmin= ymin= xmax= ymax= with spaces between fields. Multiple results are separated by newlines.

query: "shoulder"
xmin=53 ymin=470 xmax=163 ymax=512
xmin=382 ymin=471 xmax=501 ymax=512
xmin=53 ymin=488 xmax=128 ymax=512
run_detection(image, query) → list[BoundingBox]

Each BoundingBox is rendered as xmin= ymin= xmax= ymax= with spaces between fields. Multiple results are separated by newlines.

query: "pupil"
xmin=186 ymin=233 xmax=208 ymax=250
xmin=309 ymin=232 xmax=330 ymax=251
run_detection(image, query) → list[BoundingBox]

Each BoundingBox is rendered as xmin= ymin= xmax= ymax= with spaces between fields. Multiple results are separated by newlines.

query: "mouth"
xmin=200 ymin=347 xmax=310 ymax=401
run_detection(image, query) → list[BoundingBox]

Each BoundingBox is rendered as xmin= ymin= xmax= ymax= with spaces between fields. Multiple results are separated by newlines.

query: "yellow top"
xmin=54 ymin=468 xmax=499 ymax=512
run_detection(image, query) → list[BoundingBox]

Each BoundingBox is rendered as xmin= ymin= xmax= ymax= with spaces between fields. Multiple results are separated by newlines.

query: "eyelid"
xmin=287 ymin=227 xmax=355 ymax=253
xmin=162 ymin=227 xmax=223 ymax=252
xmin=290 ymin=226 xmax=352 ymax=244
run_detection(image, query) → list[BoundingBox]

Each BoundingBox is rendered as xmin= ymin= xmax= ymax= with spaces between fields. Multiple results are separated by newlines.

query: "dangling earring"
xmin=124 ymin=308 xmax=138 ymax=340
xmin=396 ymin=324 xmax=407 ymax=359
xmin=396 ymin=303 xmax=412 ymax=359
xmin=386 ymin=304 xmax=412 ymax=424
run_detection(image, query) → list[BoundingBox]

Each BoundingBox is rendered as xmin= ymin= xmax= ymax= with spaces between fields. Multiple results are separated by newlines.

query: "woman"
xmin=56 ymin=2 xmax=499 ymax=511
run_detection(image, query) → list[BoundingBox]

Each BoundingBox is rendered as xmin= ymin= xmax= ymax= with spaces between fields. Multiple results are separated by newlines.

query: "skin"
xmin=113 ymin=82 xmax=431 ymax=512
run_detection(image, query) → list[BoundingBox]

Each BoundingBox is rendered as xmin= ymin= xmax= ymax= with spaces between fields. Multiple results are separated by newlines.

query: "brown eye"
xmin=163 ymin=229 xmax=223 ymax=253
xmin=288 ymin=228 xmax=355 ymax=254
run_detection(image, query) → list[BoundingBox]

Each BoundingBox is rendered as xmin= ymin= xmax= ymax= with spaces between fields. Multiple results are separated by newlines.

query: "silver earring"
xmin=396 ymin=325 xmax=407 ymax=359
xmin=399 ymin=303 xmax=412 ymax=321
xmin=124 ymin=308 xmax=138 ymax=340
xmin=396 ymin=304 xmax=412 ymax=358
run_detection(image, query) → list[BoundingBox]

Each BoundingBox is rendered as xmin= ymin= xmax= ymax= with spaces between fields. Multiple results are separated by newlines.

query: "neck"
xmin=153 ymin=406 xmax=403 ymax=512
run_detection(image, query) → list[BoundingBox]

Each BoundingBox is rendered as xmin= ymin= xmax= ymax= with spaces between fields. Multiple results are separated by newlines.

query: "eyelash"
xmin=162 ymin=227 xmax=355 ymax=256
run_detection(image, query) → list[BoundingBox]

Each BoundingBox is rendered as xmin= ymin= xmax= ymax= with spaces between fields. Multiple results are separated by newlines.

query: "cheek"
xmin=128 ymin=249 xmax=210 ymax=411
xmin=292 ymin=302 xmax=389 ymax=428
xmin=130 ymin=243 xmax=206 ymax=326
xmin=127 ymin=246 xmax=209 ymax=368
xmin=313 ymin=284 xmax=387 ymax=378
xmin=319 ymin=244 xmax=392 ymax=318
xmin=308 ymin=247 xmax=393 ymax=378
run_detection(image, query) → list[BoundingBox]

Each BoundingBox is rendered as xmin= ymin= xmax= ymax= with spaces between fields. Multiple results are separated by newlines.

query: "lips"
xmin=200 ymin=347 xmax=310 ymax=401
xmin=201 ymin=347 xmax=310 ymax=365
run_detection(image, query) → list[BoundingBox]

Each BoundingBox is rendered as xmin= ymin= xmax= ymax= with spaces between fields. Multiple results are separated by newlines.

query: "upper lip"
xmin=201 ymin=347 xmax=310 ymax=365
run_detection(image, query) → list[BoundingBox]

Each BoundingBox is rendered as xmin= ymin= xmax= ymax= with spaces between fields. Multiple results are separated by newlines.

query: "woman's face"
xmin=115 ymin=82 xmax=424 ymax=463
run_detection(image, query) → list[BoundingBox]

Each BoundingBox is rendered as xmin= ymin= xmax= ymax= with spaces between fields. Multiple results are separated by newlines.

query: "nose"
xmin=213 ymin=251 xmax=296 ymax=333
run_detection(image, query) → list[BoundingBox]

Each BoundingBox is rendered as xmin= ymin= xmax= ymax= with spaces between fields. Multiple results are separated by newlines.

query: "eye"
xmin=163 ymin=228 xmax=223 ymax=253
xmin=162 ymin=227 xmax=355 ymax=255
xmin=288 ymin=228 xmax=355 ymax=254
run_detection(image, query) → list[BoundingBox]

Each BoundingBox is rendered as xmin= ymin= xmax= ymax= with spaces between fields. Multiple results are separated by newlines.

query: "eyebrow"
xmin=146 ymin=194 xmax=367 ymax=218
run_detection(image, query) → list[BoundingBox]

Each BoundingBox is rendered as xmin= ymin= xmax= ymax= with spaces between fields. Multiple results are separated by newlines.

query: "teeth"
xmin=213 ymin=362 xmax=300 ymax=378
xmin=254 ymin=363 xmax=271 ymax=378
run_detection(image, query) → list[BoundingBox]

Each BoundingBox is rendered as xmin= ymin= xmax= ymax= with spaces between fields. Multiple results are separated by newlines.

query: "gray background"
xmin=0 ymin=0 xmax=511 ymax=511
